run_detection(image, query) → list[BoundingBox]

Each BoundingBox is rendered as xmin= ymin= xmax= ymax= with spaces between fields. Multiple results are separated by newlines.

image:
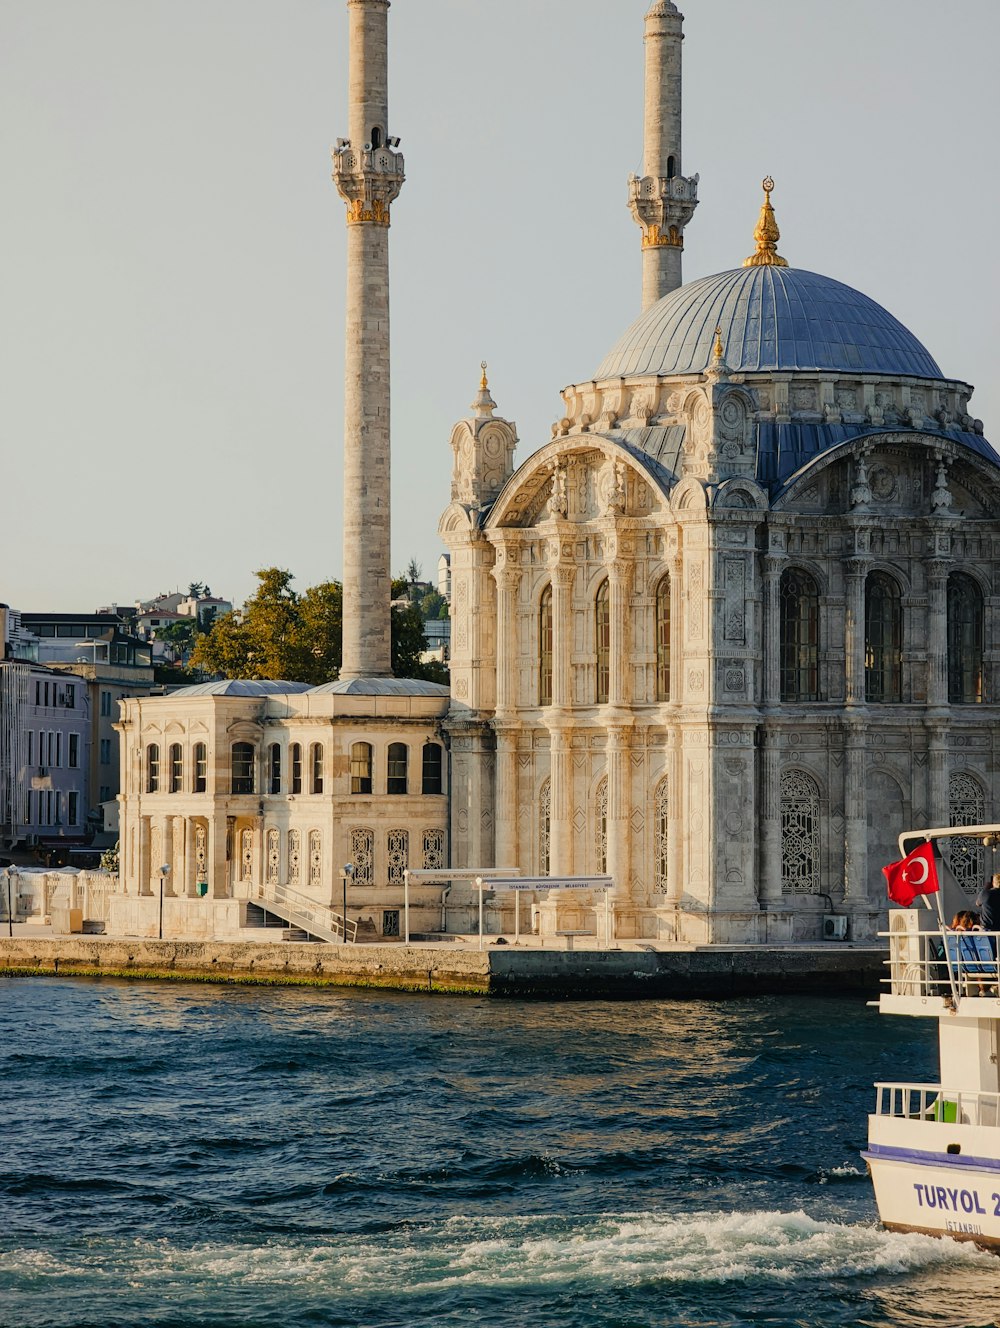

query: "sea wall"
xmin=0 ymin=937 xmax=885 ymax=999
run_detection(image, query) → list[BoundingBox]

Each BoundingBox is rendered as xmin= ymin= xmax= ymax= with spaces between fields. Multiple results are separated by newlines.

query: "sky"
xmin=2 ymin=0 xmax=998 ymax=613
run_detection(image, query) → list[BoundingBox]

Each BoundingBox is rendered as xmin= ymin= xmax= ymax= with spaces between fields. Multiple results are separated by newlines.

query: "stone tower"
xmin=332 ymin=0 xmax=404 ymax=679
xmin=628 ymin=0 xmax=699 ymax=311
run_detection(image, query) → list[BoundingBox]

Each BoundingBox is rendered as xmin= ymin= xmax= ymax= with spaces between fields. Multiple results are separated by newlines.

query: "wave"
xmin=4 ymin=1209 xmax=986 ymax=1297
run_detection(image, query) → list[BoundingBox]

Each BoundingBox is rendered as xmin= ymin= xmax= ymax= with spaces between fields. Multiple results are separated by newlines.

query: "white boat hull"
xmin=865 ymin=1148 xmax=1000 ymax=1248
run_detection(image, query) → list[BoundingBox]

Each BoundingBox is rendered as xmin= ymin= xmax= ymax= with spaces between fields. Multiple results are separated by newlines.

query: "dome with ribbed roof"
xmin=594 ymin=265 xmax=943 ymax=383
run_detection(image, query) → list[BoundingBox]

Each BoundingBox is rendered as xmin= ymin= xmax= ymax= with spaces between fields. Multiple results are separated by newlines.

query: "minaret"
xmin=332 ymin=0 xmax=404 ymax=679
xmin=628 ymin=0 xmax=699 ymax=311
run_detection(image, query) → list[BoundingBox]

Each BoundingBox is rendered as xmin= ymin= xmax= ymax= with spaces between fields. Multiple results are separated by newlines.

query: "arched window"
xmin=168 ymin=743 xmax=183 ymax=793
xmin=596 ymin=777 xmax=608 ymax=874
xmin=539 ymin=778 xmax=551 ymax=876
xmin=370 ymin=126 xmax=382 ymax=149
xmin=655 ymin=576 xmax=670 ymax=702
xmin=666 ymin=154 xmax=676 ymax=179
xmin=309 ymin=829 xmax=322 ymax=885
xmin=780 ymin=569 xmax=820 ymax=701
xmin=865 ymin=572 xmax=902 ymax=702
xmin=268 ymin=743 xmax=281 ymax=795
xmin=310 ymin=742 xmax=324 ymax=794
xmin=539 ymin=585 xmax=553 ymax=707
xmin=351 ymin=742 xmax=373 ymax=794
xmin=948 ymin=573 xmax=984 ymax=704
xmin=288 ymin=829 xmax=301 ymax=883
xmin=387 ymin=743 xmax=408 ymax=795
xmin=421 ymin=742 xmax=443 ymax=795
xmin=948 ymin=772 xmax=986 ymax=895
xmin=231 ymin=742 xmax=255 ymax=795
xmin=145 ymin=743 xmax=160 ymax=794
xmin=654 ymin=777 xmax=669 ymax=893
xmin=780 ymin=770 xmax=820 ymax=893
xmin=290 ymin=743 xmax=302 ymax=794
xmin=595 ymin=579 xmax=610 ymax=703
xmin=193 ymin=742 xmax=207 ymax=793
xmin=422 ymin=828 xmax=445 ymax=869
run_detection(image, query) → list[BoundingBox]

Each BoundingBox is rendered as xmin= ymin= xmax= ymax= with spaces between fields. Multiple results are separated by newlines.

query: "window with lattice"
xmin=948 ymin=772 xmax=985 ymax=895
xmin=539 ymin=779 xmax=551 ymax=875
xmin=240 ymin=827 xmax=254 ymax=881
xmin=780 ymin=569 xmax=819 ymax=701
xmin=266 ymin=828 xmax=280 ymax=884
xmin=387 ymin=829 xmax=408 ymax=884
xmin=351 ymin=828 xmax=374 ymax=886
xmin=865 ymin=572 xmax=902 ymax=702
xmin=655 ymin=577 xmax=670 ymax=702
xmin=422 ymin=829 xmax=444 ymax=870
xmin=288 ymin=829 xmax=301 ymax=883
xmin=539 ymin=586 xmax=553 ymax=707
xmin=596 ymin=778 xmax=608 ymax=874
xmin=654 ymin=778 xmax=668 ymax=892
xmin=309 ymin=829 xmax=322 ymax=886
xmin=780 ymin=770 xmax=820 ymax=893
xmin=595 ymin=580 xmax=610 ymax=704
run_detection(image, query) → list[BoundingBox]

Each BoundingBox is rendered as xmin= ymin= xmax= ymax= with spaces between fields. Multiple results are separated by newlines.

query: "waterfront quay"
xmin=0 ymin=934 xmax=884 ymax=999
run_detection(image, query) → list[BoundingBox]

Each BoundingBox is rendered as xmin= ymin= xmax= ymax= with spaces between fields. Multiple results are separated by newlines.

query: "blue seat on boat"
xmin=946 ymin=933 xmax=996 ymax=977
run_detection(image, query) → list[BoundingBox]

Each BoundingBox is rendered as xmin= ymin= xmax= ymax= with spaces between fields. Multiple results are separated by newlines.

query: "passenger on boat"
xmin=975 ymin=875 xmax=1000 ymax=933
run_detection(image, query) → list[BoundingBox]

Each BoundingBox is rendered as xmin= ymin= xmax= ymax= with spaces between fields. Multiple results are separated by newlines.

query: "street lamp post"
xmin=159 ymin=863 xmax=170 ymax=939
xmin=341 ymin=862 xmax=354 ymax=943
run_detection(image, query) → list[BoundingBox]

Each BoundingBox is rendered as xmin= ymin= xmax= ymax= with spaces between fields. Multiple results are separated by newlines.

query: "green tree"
xmin=191 ymin=567 xmax=444 ymax=685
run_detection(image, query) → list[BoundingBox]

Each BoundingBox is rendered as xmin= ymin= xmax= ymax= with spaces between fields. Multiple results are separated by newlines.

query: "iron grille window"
xmin=780 ymin=569 xmax=820 ymax=701
xmin=948 ymin=572 xmax=984 ymax=704
xmin=865 ymin=571 xmax=902 ymax=702
xmin=780 ymin=770 xmax=821 ymax=893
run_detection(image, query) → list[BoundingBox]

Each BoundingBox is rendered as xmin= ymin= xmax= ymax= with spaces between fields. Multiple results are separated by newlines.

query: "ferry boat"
xmin=864 ymin=823 xmax=1000 ymax=1249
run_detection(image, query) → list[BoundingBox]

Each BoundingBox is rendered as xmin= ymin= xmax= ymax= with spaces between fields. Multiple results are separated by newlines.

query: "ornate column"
xmin=493 ymin=723 xmax=519 ymax=869
xmin=606 ymin=725 xmax=632 ymax=896
xmin=551 ymin=564 xmax=575 ymax=710
xmin=607 ymin=560 xmax=632 ymax=708
xmin=185 ymin=818 xmax=198 ymax=898
xmin=843 ymin=721 xmax=868 ymax=900
xmin=549 ymin=728 xmax=573 ymax=876
xmin=927 ymin=722 xmax=949 ymax=826
xmin=843 ymin=557 xmax=870 ymax=706
xmin=762 ymin=554 xmax=784 ymax=705
xmin=492 ymin=566 xmax=522 ymax=713
xmin=137 ymin=815 xmax=151 ymax=896
xmin=926 ymin=558 xmax=949 ymax=707
xmin=759 ymin=733 xmax=783 ymax=905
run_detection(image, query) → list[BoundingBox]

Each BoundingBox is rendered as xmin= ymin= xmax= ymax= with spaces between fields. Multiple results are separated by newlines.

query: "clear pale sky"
xmin=2 ymin=0 xmax=998 ymax=612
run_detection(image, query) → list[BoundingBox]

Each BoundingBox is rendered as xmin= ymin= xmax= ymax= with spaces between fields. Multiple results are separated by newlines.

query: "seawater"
xmin=2 ymin=980 xmax=999 ymax=1328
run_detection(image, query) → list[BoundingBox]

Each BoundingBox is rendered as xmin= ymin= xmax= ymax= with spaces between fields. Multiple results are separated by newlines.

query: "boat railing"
xmin=874 ymin=1081 xmax=1000 ymax=1127
xmin=883 ymin=922 xmax=1000 ymax=1000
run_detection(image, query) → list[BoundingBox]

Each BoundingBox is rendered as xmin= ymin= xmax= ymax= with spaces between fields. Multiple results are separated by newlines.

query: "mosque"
xmin=115 ymin=0 xmax=998 ymax=946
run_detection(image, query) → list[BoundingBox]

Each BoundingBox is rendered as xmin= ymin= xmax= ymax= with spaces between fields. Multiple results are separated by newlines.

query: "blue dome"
xmin=595 ymin=266 xmax=943 ymax=381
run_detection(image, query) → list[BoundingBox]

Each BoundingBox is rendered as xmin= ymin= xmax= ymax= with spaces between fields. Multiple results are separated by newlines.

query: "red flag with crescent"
xmin=882 ymin=842 xmax=940 ymax=907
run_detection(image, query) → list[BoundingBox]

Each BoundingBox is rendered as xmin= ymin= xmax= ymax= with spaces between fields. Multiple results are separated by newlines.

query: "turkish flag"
xmin=882 ymin=842 xmax=940 ymax=907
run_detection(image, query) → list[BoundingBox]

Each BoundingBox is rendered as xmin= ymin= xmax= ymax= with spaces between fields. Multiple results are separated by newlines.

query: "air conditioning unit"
xmin=823 ymin=914 xmax=848 ymax=941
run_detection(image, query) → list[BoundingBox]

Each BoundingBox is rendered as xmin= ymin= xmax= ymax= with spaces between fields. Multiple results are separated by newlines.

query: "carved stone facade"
xmin=115 ymin=680 xmax=449 ymax=940
xmin=440 ymin=361 xmax=999 ymax=945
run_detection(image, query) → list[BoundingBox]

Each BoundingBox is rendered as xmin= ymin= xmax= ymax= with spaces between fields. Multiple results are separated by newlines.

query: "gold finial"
xmin=743 ymin=175 xmax=789 ymax=268
xmin=480 ymin=360 xmax=489 ymax=391
xmin=712 ymin=325 xmax=725 ymax=361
